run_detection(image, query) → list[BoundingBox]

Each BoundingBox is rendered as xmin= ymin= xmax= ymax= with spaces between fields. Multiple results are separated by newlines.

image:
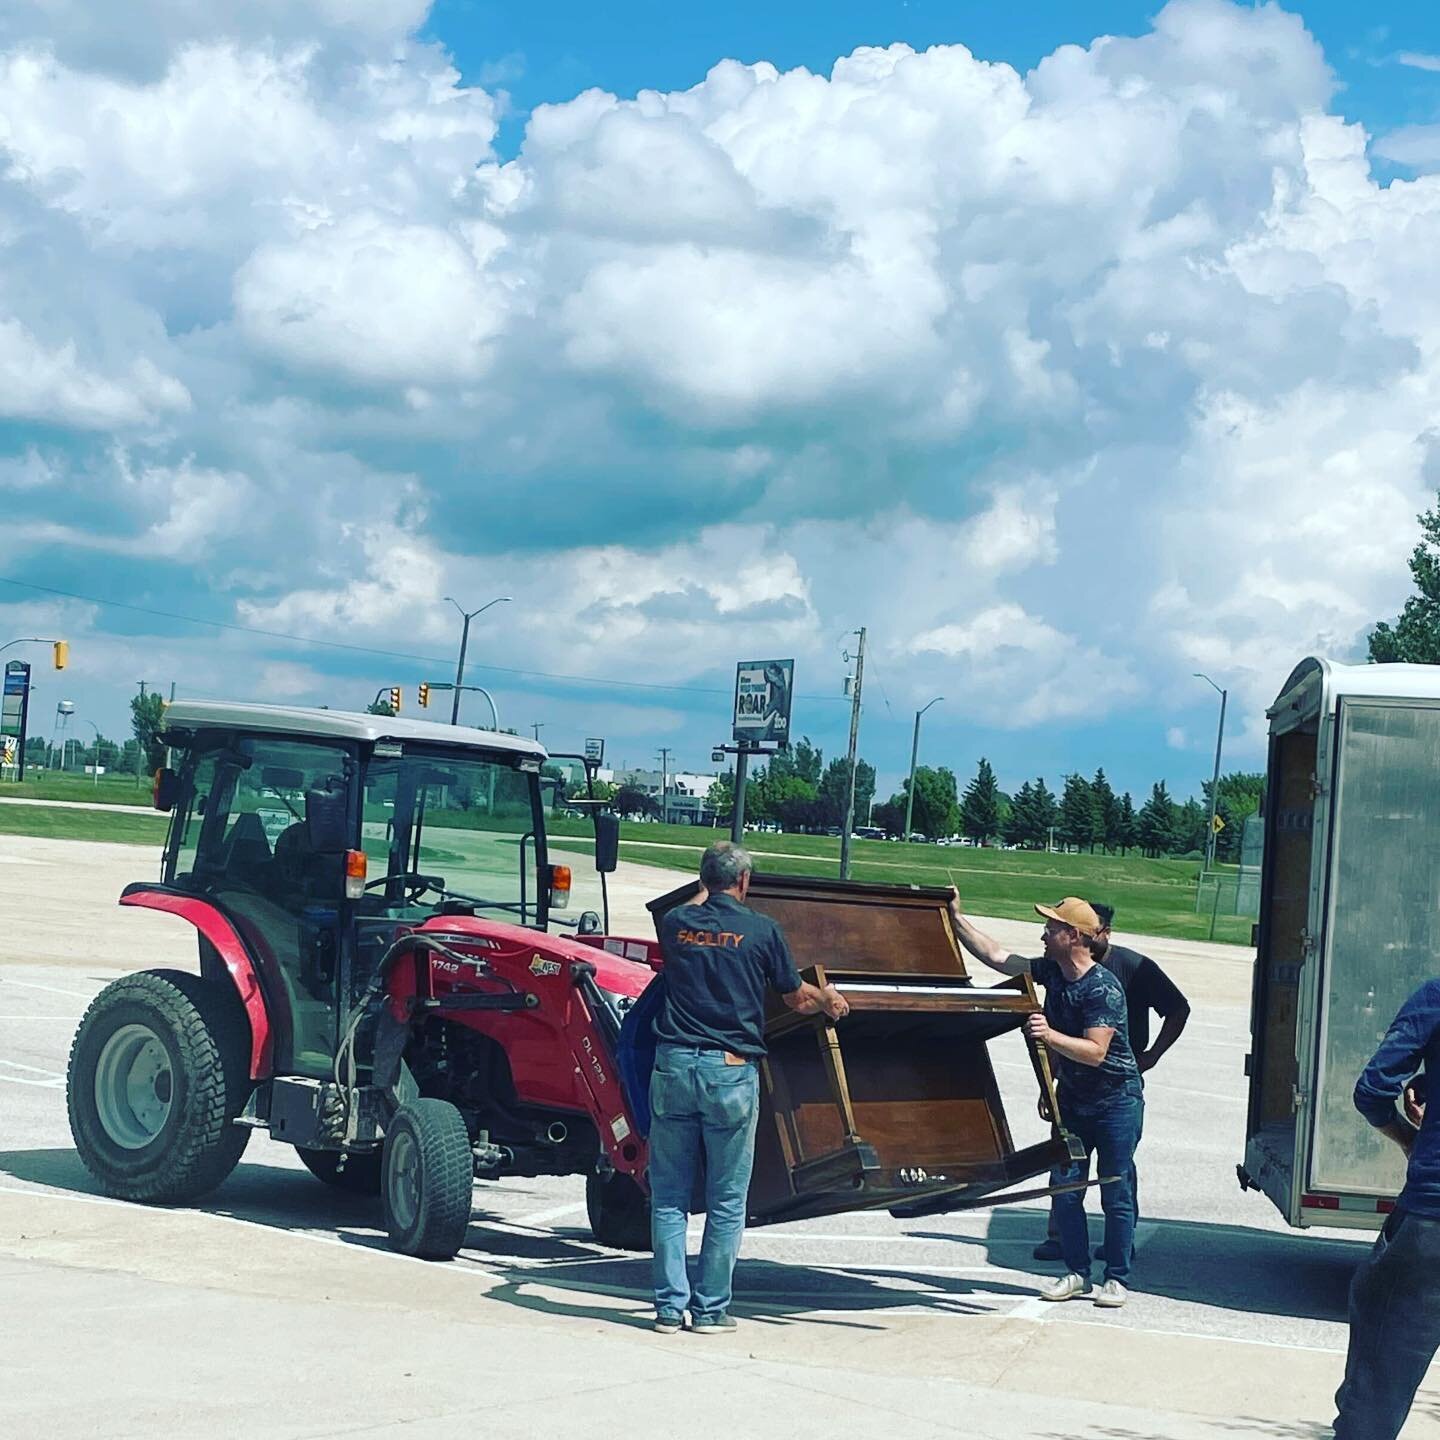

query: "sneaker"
xmin=691 ymin=1313 xmax=738 ymax=1336
xmin=1093 ymin=1279 xmax=1128 ymax=1308
xmin=1032 ymin=1238 xmax=1063 ymax=1261
xmin=1039 ymin=1272 xmax=1092 ymax=1303
xmin=654 ymin=1311 xmax=683 ymax=1334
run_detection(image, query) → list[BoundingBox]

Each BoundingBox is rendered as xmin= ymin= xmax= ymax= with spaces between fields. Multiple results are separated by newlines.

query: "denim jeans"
xmin=648 ymin=1043 xmax=761 ymax=1320
xmin=1334 ymin=1210 xmax=1440 ymax=1439
xmin=1046 ymin=1095 xmax=1144 ymax=1248
xmin=1051 ymin=1091 xmax=1143 ymax=1285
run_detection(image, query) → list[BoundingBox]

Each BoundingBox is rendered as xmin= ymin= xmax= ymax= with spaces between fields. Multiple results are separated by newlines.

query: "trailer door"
xmin=1308 ymin=698 xmax=1440 ymax=1208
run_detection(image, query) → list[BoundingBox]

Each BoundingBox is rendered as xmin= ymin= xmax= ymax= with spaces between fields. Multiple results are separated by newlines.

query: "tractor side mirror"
xmin=594 ymin=812 xmax=620 ymax=873
xmin=152 ymin=768 xmax=180 ymax=813
xmin=305 ymin=781 xmax=349 ymax=854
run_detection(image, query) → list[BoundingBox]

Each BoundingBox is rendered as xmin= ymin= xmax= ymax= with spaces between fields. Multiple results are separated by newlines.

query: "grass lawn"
xmin=0 ymin=772 xmax=152 ymax=806
xmin=0 ymin=804 xmax=169 ymax=844
xmin=549 ymin=819 xmax=1253 ymax=947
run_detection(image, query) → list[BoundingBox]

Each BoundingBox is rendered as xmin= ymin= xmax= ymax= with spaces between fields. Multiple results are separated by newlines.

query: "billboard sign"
xmin=584 ymin=737 xmax=605 ymax=764
xmin=2 ymin=661 xmax=31 ymax=779
xmin=733 ymin=659 xmax=794 ymax=745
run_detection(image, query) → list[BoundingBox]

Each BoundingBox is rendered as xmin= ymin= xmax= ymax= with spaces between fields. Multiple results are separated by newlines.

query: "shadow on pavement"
xmin=0 ymin=1147 xmax=1034 ymax=1332
xmin=910 ymin=1205 xmax=1366 ymax=1324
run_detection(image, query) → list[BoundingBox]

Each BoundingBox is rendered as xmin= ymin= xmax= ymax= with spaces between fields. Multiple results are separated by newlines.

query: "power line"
xmin=0 ymin=574 xmax=848 ymax=704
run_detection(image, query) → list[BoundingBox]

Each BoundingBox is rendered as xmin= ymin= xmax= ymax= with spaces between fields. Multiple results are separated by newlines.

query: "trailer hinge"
xmin=1292 ymin=1085 xmax=1308 ymax=1114
xmin=1299 ymin=929 xmax=1317 ymax=959
xmin=1309 ymin=774 xmax=1326 ymax=799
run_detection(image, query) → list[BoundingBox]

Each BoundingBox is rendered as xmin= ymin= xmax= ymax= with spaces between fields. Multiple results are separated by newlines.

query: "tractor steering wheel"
xmin=364 ymin=872 xmax=445 ymax=903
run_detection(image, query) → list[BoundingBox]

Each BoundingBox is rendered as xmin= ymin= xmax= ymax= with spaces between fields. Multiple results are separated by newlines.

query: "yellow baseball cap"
xmin=1034 ymin=896 xmax=1102 ymax=938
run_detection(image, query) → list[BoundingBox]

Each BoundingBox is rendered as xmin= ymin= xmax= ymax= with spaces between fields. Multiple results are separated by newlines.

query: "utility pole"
xmin=531 ymin=722 xmax=544 ymax=743
xmin=839 ymin=626 xmax=867 ymax=880
xmin=1195 ymin=673 xmax=1228 ymax=871
xmin=903 ymin=696 xmax=944 ymax=841
xmin=444 ymin=595 xmax=511 ymax=725
xmin=657 ymin=747 xmax=672 ymax=825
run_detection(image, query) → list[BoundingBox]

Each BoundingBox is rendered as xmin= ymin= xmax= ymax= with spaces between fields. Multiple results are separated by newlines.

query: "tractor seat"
xmin=222 ymin=812 xmax=274 ymax=878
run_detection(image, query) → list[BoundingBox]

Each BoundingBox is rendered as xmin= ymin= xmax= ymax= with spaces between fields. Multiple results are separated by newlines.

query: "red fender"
xmin=119 ymin=890 xmax=274 ymax=1079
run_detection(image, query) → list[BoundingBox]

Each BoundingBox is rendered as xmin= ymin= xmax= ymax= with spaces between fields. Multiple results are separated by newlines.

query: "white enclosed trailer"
xmin=1240 ymin=657 xmax=1440 ymax=1231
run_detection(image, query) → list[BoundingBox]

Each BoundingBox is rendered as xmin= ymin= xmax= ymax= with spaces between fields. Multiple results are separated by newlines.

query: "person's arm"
xmin=1135 ymin=958 xmax=1191 ymax=1073
xmin=768 ymin=926 xmax=849 ymax=1021
xmin=1353 ymin=981 xmax=1439 ymax=1150
xmin=946 ymin=888 xmax=1031 ymax=977
xmin=1025 ymin=1013 xmax=1114 ymax=1067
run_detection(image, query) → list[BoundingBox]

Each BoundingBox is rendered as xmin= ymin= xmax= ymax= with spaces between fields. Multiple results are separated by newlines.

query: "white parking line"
xmin=0 ymin=978 xmax=96 ymax=1001
xmin=0 ymin=1058 xmax=65 ymax=1078
xmin=0 ymin=1015 xmax=80 ymax=1021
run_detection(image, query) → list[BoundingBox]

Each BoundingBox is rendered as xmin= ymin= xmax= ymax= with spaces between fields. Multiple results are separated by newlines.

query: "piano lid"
xmin=646 ymin=871 xmax=970 ymax=979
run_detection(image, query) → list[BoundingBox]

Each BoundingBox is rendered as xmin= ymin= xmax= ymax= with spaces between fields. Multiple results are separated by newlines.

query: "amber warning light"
xmin=345 ymin=850 xmax=368 ymax=900
xmin=550 ymin=864 xmax=572 ymax=910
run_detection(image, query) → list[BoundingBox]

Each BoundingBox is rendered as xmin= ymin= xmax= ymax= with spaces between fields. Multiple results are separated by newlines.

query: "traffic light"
xmin=388 ymin=686 xmax=402 ymax=713
xmin=53 ymin=641 xmax=68 ymax=670
xmin=418 ymin=682 xmax=430 ymax=708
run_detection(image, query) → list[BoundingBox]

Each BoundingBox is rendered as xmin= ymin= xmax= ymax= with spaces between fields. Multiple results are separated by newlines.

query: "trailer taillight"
xmin=345 ymin=849 xmax=367 ymax=900
xmin=1300 ymin=1193 xmax=1339 ymax=1210
xmin=550 ymin=864 xmax=572 ymax=910
xmin=1377 ymin=1199 xmax=1396 ymax=1214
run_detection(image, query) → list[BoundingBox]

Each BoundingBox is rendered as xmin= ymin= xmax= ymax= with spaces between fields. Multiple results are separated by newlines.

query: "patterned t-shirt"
xmin=1030 ymin=956 xmax=1142 ymax=1113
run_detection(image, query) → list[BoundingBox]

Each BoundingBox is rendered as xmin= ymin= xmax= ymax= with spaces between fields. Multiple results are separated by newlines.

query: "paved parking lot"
xmin=2 ymin=834 xmax=1437 ymax=1438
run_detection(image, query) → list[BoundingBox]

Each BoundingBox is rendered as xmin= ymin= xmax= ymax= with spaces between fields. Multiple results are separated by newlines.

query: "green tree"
xmin=1369 ymin=490 xmax=1440 ymax=662
xmin=130 ymin=693 xmax=168 ymax=776
xmin=1136 ymin=781 xmax=1178 ymax=857
xmin=1174 ymin=796 xmax=1208 ymax=856
xmin=1114 ymin=792 xmax=1138 ymax=855
xmin=1091 ymin=768 xmax=1118 ymax=853
xmin=366 ymin=699 xmax=395 ymax=716
xmin=707 ymin=770 xmax=735 ymax=823
xmin=818 ymin=756 xmax=875 ymax=829
xmin=872 ymin=795 xmax=906 ymax=837
xmin=902 ymin=765 xmax=959 ymax=839
xmin=614 ymin=784 xmax=658 ymax=820
xmin=1058 ymin=773 xmax=1098 ymax=851
xmin=1203 ymin=771 xmax=1266 ymax=862
xmin=960 ymin=757 xmax=1002 ymax=843
xmin=1008 ymin=780 xmax=1039 ymax=847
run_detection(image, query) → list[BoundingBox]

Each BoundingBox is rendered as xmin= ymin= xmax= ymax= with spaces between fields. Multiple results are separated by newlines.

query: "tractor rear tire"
xmin=587 ymin=1168 xmax=652 ymax=1251
xmin=296 ymin=1146 xmax=384 ymax=1195
xmin=67 ymin=969 xmax=252 ymax=1204
xmin=381 ymin=1099 xmax=473 ymax=1260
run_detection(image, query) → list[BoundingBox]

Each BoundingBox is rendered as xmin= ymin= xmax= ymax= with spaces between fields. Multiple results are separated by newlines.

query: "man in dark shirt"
xmin=1333 ymin=978 xmax=1440 ymax=1439
xmin=949 ymin=891 xmax=1143 ymax=1306
xmin=650 ymin=841 xmax=848 ymax=1335
xmin=1030 ymin=900 xmax=1190 ymax=1260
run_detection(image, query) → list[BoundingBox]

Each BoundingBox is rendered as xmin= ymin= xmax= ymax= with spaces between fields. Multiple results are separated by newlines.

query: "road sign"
xmin=584 ymin=737 xmax=605 ymax=764
xmin=2 ymin=661 xmax=31 ymax=781
xmin=1212 ymin=814 xmax=1226 ymax=834
xmin=733 ymin=659 xmax=794 ymax=745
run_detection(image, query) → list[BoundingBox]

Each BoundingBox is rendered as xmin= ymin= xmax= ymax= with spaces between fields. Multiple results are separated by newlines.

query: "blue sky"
xmin=2 ymin=0 xmax=1440 ymax=806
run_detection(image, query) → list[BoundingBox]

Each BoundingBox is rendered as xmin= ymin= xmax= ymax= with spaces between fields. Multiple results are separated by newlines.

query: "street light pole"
xmin=81 ymin=720 xmax=101 ymax=789
xmin=1195 ymin=673 xmax=1228 ymax=872
xmin=904 ymin=696 xmax=944 ymax=841
xmin=839 ymin=626 xmax=867 ymax=881
xmin=444 ymin=596 xmax=512 ymax=725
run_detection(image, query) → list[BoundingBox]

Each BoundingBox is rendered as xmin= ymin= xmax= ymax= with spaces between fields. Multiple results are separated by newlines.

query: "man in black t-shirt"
xmin=649 ymin=842 xmax=848 ymax=1335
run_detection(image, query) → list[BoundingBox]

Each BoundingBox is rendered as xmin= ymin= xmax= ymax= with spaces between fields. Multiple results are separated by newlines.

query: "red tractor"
xmin=67 ymin=701 xmax=655 ymax=1258
xmin=67 ymin=701 xmax=1078 ymax=1261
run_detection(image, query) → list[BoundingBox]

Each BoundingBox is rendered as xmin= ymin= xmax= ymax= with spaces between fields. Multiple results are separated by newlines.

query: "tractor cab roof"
xmin=161 ymin=700 xmax=549 ymax=764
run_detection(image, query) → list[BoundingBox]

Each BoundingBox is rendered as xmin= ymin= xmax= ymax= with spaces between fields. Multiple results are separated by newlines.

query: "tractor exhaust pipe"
xmin=544 ymin=1121 xmax=568 ymax=1145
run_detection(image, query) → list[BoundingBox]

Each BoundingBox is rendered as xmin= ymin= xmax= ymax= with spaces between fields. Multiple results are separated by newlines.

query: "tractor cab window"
xmin=361 ymin=750 xmax=545 ymax=925
xmin=170 ymin=735 xmax=353 ymax=1077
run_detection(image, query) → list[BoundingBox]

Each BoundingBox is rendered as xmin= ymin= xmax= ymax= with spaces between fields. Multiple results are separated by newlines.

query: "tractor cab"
xmin=147 ymin=702 xmax=616 ymax=1078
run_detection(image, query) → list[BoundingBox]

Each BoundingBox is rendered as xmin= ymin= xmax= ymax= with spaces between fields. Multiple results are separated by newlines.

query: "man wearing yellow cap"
xmin=947 ymin=891 xmax=1143 ymax=1307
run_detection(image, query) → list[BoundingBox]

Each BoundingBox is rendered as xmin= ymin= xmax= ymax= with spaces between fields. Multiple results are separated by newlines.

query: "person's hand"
xmin=1036 ymin=1091 xmax=1053 ymax=1123
xmin=946 ymin=885 xmax=962 ymax=917
xmin=1024 ymin=1012 xmax=1050 ymax=1045
xmin=1404 ymin=1080 xmax=1426 ymax=1129
xmin=822 ymin=984 xmax=850 ymax=1021
xmin=1137 ymin=1050 xmax=1157 ymax=1074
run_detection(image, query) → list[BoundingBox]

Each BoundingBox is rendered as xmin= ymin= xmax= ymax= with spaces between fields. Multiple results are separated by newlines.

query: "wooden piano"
xmin=647 ymin=872 xmax=1078 ymax=1226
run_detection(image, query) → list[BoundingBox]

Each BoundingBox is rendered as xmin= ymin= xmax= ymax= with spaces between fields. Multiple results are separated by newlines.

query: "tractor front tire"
xmin=296 ymin=1146 xmax=384 ymax=1196
xmin=587 ymin=1167 xmax=652 ymax=1251
xmin=67 ymin=969 xmax=252 ymax=1204
xmin=382 ymin=1100 xmax=473 ymax=1260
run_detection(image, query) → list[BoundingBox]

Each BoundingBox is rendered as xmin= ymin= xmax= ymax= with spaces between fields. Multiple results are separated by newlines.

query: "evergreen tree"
xmin=1136 ymin=781 xmax=1178 ymax=857
xmin=1175 ymin=797 xmax=1208 ymax=856
xmin=1058 ymin=773 xmax=1098 ymax=851
xmin=1008 ymin=779 xmax=1039 ymax=847
xmin=1032 ymin=776 xmax=1059 ymax=847
xmin=1114 ymin=792 xmax=1138 ymax=855
xmin=1091 ymin=767 xmax=1118 ymax=853
xmin=960 ymin=757 xmax=1002 ymax=843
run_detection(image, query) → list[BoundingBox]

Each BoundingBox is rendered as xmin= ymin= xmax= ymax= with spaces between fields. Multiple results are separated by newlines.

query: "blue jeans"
xmin=1051 ymin=1091 xmax=1143 ymax=1285
xmin=648 ymin=1044 xmax=761 ymax=1320
xmin=1334 ymin=1210 xmax=1440 ymax=1439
